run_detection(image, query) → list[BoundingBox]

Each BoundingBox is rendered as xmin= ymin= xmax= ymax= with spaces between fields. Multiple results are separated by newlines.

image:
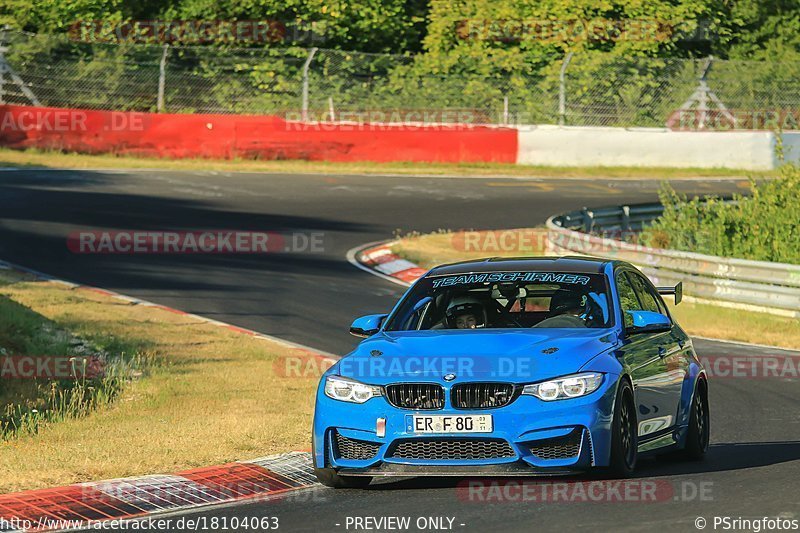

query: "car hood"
xmin=334 ymin=329 xmax=618 ymax=385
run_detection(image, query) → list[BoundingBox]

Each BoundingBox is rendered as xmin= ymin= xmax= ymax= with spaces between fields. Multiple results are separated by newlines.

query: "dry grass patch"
xmin=669 ymin=301 xmax=800 ymax=350
xmin=0 ymin=270 xmax=320 ymax=493
xmin=391 ymin=229 xmax=550 ymax=270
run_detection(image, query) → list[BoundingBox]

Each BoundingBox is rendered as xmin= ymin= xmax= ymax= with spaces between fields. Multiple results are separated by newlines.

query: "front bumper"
xmin=312 ymin=375 xmax=618 ymax=475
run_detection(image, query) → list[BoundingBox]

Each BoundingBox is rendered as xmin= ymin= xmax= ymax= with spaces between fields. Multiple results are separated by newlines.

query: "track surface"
xmin=0 ymin=170 xmax=797 ymax=531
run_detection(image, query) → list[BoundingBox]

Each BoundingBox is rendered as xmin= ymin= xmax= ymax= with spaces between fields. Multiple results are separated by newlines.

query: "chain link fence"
xmin=2 ymin=30 xmax=799 ymax=129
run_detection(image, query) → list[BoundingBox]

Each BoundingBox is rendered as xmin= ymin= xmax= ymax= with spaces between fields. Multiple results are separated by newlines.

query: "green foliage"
xmin=3 ymin=0 xmax=800 ymax=59
xmin=0 ymin=0 xmax=429 ymax=53
xmin=2 ymin=1 xmax=799 ymax=123
xmin=641 ymin=165 xmax=800 ymax=263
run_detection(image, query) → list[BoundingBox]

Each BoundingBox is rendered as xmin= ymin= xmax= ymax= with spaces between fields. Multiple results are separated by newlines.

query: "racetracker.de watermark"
xmin=453 ymin=18 xmax=710 ymax=44
xmin=668 ymin=108 xmax=800 ymax=131
xmin=69 ymin=20 xmax=327 ymax=45
xmin=0 ymin=355 xmax=105 ymax=380
xmin=274 ymin=352 xmax=540 ymax=380
xmin=283 ymin=110 xmax=492 ymax=130
xmin=0 ymin=110 xmax=147 ymax=133
xmin=699 ymin=355 xmax=800 ymax=380
xmin=448 ymin=229 xmax=646 ymax=256
xmin=67 ymin=231 xmax=326 ymax=254
xmin=459 ymin=479 xmax=714 ymax=504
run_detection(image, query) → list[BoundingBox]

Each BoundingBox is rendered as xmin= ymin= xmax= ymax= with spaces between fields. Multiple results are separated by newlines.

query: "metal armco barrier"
xmin=547 ymin=204 xmax=800 ymax=318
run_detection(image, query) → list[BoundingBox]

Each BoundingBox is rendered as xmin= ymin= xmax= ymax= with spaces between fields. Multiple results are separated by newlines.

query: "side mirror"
xmin=657 ymin=282 xmax=683 ymax=305
xmin=349 ymin=314 xmax=388 ymax=338
xmin=625 ymin=310 xmax=672 ymax=335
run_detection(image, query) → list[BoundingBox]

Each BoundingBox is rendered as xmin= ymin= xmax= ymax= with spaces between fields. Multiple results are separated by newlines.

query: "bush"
xmin=641 ymin=164 xmax=800 ymax=263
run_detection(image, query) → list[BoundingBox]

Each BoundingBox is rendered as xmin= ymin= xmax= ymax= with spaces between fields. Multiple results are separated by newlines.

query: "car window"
xmin=615 ymin=272 xmax=640 ymax=329
xmin=628 ymin=272 xmax=662 ymax=314
xmin=383 ymin=272 xmax=613 ymax=331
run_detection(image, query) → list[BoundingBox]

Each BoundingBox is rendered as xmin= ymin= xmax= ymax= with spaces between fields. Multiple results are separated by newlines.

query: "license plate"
xmin=407 ymin=414 xmax=493 ymax=434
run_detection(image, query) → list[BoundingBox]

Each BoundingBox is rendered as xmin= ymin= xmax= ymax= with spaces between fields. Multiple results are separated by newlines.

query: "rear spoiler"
xmin=657 ymin=282 xmax=683 ymax=305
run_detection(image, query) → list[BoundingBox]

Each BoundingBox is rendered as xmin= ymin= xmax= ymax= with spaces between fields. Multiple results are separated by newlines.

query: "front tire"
xmin=683 ymin=379 xmax=710 ymax=460
xmin=314 ymin=467 xmax=372 ymax=489
xmin=608 ymin=379 xmax=638 ymax=478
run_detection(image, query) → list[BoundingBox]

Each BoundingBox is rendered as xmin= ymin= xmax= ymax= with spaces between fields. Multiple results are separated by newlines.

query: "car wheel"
xmin=684 ymin=379 xmax=710 ymax=460
xmin=608 ymin=379 xmax=637 ymax=478
xmin=314 ymin=467 xmax=372 ymax=489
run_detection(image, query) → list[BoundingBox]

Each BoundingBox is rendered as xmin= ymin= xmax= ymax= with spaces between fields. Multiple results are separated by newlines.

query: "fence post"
xmin=0 ymin=25 xmax=7 ymax=105
xmin=301 ymin=47 xmax=318 ymax=122
xmin=0 ymin=26 xmax=41 ymax=106
xmin=558 ymin=52 xmax=574 ymax=126
xmin=502 ymin=96 xmax=509 ymax=125
xmin=157 ymin=44 xmax=168 ymax=112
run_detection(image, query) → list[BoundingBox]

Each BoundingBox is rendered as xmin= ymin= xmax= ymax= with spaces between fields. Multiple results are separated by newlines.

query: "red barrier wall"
xmin=0 ymin=105 xmax=517 ymax=163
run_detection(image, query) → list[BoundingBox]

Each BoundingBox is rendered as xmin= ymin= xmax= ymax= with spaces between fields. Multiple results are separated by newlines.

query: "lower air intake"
xmin=334 ymin=432 xmax=382 ymax=460
xmin=387 ymin=438 xmax=515 ymax=460
xmin=528 ymin=430 xmax=583 ymax=460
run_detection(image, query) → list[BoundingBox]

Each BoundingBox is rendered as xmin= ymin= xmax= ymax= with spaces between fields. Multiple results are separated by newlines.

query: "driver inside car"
xmin=445 ymin=296 xmax=487 ymax=329
xmin=534 ymin=289 xmax=588 ymax=328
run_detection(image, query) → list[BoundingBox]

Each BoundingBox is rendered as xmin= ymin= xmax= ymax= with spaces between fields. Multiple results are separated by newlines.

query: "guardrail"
xmin=546 ymin=203 xmax=800 ymax=318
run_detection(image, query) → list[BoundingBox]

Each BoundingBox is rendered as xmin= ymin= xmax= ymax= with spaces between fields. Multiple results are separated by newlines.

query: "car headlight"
xmin=522 ymin=372 xmax=604 ymax=401
xmin=324 ymin=376 xmax=383 ymax=404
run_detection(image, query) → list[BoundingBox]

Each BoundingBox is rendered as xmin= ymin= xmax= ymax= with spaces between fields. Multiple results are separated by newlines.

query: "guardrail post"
xmin=622 ymin=205 xmax=631 ymax=232
xmin=581 ymin=207 xmax=594 ymax=233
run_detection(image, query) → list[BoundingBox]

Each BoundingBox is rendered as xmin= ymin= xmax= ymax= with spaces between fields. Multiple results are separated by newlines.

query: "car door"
xmin=626 ymin=271 xmax=687 ymax=431
xmin=615 ymin=269 xmax=680 ymax=441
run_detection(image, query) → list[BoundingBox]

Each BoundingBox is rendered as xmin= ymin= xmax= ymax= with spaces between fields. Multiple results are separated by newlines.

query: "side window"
xmin=615 ymin=272 xmax=640 ymax=329
xmin=629 ymin=272 xmax=667 ymax=316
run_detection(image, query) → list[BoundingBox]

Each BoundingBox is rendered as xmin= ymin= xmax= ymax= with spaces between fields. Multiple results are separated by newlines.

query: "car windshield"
xmin=384 ymin=271 xmax=612 ymax=331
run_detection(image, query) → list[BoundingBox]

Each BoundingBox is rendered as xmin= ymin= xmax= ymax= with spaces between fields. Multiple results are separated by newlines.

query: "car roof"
xmin=426 ymin=256 xmax=612 ymax=277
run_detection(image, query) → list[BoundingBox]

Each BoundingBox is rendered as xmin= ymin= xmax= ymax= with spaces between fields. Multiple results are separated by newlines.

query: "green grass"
xmin=0 ymin=147 xmax=771 ymax=179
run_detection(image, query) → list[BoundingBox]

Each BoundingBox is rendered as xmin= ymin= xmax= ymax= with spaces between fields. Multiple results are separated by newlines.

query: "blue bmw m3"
xmin=313 ymin=257 xmax=710 ymax=488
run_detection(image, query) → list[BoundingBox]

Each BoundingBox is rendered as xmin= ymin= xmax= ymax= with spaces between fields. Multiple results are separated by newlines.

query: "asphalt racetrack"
xmin=0 ymin=169 xmax=797 ymax=532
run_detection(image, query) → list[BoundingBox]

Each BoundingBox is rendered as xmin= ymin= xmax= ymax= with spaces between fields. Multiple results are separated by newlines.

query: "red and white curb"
xmin=0 ymin=452 xmax=316 ymax=532
xmin=345 ymin=241 xmax=425 ymax=287
xmin=0 ymin=259 xmax=331 ymax=531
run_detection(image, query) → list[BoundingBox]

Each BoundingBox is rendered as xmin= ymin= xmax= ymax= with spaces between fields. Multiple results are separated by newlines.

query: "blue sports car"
xmin=313 ymin=257 xmax=710 ymax=487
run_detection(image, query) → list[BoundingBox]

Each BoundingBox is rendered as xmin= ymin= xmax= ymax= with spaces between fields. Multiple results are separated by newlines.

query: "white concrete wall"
xmin=516 ymin=125 xmax=795 ymax=170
